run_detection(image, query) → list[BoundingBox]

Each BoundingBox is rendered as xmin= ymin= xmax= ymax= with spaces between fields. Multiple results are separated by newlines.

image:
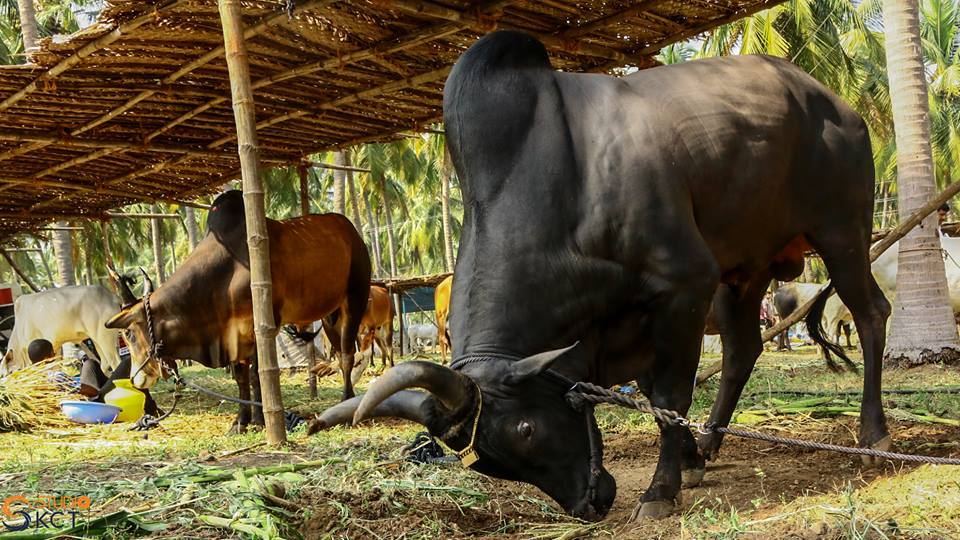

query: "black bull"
xmin=313 ymin=31 xmax=891 ymax=521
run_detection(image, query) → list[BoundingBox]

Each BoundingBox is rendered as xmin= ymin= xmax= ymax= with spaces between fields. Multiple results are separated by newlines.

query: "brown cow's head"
xmin=310 ymin=345 xmax=616 ymax=520
xmin=104 ymin=274 xmax=162 ymax=389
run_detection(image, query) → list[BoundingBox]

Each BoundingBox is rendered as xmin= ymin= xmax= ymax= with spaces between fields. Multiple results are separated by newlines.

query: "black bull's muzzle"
xmin=309 ymin=353 xmax=618 ymax=520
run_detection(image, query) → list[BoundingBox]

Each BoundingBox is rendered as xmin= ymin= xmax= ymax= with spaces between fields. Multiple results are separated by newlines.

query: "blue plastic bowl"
xmin=60 ymin=401 xmax=121 ymax=424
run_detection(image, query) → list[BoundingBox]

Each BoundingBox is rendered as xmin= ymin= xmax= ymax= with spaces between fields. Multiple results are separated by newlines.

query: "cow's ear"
xmin=505 ymin=342 xmax=579 ymax=385
xmin=105 ymin=305 xmax=138 ymax=329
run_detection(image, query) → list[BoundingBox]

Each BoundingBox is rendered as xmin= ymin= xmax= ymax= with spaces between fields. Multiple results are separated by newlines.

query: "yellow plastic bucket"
xmin=103 ymin=378 xmax=146 ymax=423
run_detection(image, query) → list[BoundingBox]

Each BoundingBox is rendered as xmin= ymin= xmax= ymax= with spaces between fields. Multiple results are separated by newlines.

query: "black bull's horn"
xmin=308 ymin=361 xmax=475 ymax=435
xmin=109 ymin=266 xmax=137 ymax=306
xmin=139 ymin=267 xmax=155 ymax=295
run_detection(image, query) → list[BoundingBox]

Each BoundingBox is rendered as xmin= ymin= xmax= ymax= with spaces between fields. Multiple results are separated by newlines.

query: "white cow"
xmin=0 ymin=285 xmax=123 ymax=375
xmin=825 ymin=237 xmax=960 ymax=338
xmin=405 ymin=323 xmax=438 ymax=352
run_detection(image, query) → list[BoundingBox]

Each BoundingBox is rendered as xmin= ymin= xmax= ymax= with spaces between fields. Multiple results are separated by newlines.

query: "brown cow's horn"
xmin=309 ymin=390 xmax=434 ymax=435
xmin=139 ymin=267 xmax=155 ymax=295
xmin=110 ymin=267 xmax=137 ymax=305
xmin=354 ymin=361 xmax=473 ymax=425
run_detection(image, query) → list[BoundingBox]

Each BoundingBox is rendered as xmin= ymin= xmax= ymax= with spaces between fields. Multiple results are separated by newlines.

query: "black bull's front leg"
xmin=632 ymin=244 xmax=719 ymax=520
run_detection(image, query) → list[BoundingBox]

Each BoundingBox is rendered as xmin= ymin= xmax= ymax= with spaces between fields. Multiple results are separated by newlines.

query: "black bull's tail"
xmin=805 ymin=283 xmax=858 ymax=373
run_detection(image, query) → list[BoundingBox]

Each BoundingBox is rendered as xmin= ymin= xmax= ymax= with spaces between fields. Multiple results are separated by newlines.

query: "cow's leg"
xmin=843 ymin=322 xmax=853 ymax=349
xmin=250 ymin=357 xmax=265 ymax=427
xmin=633 ymin=243 xmax=719 ymax=520
xmin=696 ymin=274 xmax=770 ymax=465
xmin=230 ymin=362 xmax=252 ymax=434
xmin=339 ymin=288 xmax=368 ymax=401
xmin=810 ymin=238 xmax=891 ymax=463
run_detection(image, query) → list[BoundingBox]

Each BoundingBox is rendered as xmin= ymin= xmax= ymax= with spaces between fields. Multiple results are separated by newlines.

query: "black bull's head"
xmin=310 ymin=345 xmax=616 ymax=520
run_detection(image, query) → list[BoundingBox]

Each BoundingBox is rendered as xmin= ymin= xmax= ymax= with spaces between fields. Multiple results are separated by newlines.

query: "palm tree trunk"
xmin=185 ymin=206 xmax=200 ymax=249
xmin=377 ymin=173 xmax=399 ymax=277
xmin=883 ymin=0 xmax=960 ymax=364
xmin=100 ymin=221 xmax=115 ymax=272
xmin=51 ymin=225 xmax=76 ymax=286
xmin=332 ymin=151 xmax=347 ymax=215
xmin=347 ymin=164 xmax=363 ymax=231
xmin=441 ymin=146 xmax=456 ymax=272
xmin=16 ymin=0 xmax=38 ymax=54
xmin=168 ymin=234 xmax=177 ymax=274
xmin=84 ymin=230 xmax=94 ymax=285
xmin=363 ymin=191 xmax=383 ymax=277
xmin=151 ymin=205 xmax=166 ymax=284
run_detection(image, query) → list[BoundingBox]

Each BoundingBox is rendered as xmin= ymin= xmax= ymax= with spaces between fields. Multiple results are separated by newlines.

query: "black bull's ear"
xmin=504 ymin=342 xmax=579 ymax=385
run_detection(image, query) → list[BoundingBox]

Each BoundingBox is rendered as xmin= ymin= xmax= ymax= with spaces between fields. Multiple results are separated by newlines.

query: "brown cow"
xmin=435 ymin=275 xmax=452 ymax=363
xmin=358 ymin=285 xmax=394 ymax=371
xmin=105 ymin=191 xmax=371 ymax=431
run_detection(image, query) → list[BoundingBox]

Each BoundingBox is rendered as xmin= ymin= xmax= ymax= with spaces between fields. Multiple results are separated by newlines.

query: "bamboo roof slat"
xmin=0 ymin=0 xmax=784 ymax=237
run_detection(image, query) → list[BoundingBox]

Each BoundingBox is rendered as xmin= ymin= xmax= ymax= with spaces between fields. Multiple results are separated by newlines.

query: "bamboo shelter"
xmin=0 ymin=0 xmax=787 ymax=443
xmin=0 ymin=0 xmax=784 ymax=240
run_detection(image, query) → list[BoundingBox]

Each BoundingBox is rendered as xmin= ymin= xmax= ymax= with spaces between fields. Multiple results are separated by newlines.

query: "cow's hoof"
xmin=630 ymin=500 xmax=675 ymax=521
xmin=860 ymin=435 xmax=892 ymax=466
xmin=228 ymin=424 xmax=248 ymax=435
xmin=681 ymin=467 xmax=705 ymax=488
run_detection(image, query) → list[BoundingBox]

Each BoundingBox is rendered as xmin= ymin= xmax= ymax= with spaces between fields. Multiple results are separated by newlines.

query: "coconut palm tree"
xmin=883 ymin=0 xmax=960 ymax=364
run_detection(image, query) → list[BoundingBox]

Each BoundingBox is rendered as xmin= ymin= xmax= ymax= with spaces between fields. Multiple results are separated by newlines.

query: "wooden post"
xmin=0 ymin=250 xmax=39 ymax=292
xmin=299 ymin=164 xmax=318 ymax=399
xmin=397 ymin=291 xmax=405 ymax=355
xmin=218 ymin=0 xmax=286 ymax=445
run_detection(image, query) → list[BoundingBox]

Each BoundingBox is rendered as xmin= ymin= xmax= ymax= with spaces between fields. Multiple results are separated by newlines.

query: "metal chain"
xmin=569 ymin=382 xmax=960 ymax=465
xmin=143 ymin=292 xmax=164 ymax=361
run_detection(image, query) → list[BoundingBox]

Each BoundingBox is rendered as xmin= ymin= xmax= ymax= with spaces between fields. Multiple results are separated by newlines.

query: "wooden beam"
xmin=106 ymin=212 xmax=182 ymax=219
xmin=306 ymin=161 xmax=371 ymax=174
xmin=219 ymin=0 xmax=286 ymax=445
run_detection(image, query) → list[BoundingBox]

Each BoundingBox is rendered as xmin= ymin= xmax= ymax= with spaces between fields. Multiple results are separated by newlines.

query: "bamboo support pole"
xmin=219 ymin=0 xmax=286 ymax=445
xmin=0 ymin=250 xmax=39 ymax=292
xmin=697 ymin=177 xmax=960 ymax=384
xmin=298 ymin=164 xmax=318 ymax=399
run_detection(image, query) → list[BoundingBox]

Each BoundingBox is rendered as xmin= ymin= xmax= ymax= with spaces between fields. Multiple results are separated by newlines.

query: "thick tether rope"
xmin=570 ymin=382 xmax=960 ymax=465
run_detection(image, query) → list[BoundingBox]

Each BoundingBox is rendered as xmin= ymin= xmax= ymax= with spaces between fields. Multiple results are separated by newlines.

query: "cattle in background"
xmin=357 ymin=285 xmax=395 ymax=371
xmin=106 ymin=190 xmax=371 ymax=431
xmin=0 ymin=286 xmax=124 ymax=376
xmin=773 ymin=282 xmax=853 ymax=371
xmin=435 ymin=275 xmax=453 ymax=363
xmin=405 ymin=323 xmax=438 ymax=352
xmin=314 ymin=32 xmax=889 ymax=521
xmin=825 ymin=236 xmax=960 ymax=340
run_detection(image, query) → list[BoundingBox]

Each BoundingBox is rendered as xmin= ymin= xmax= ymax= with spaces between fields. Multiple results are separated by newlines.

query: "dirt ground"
xmin=295 ymin=419 xmax=960 ymax=539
